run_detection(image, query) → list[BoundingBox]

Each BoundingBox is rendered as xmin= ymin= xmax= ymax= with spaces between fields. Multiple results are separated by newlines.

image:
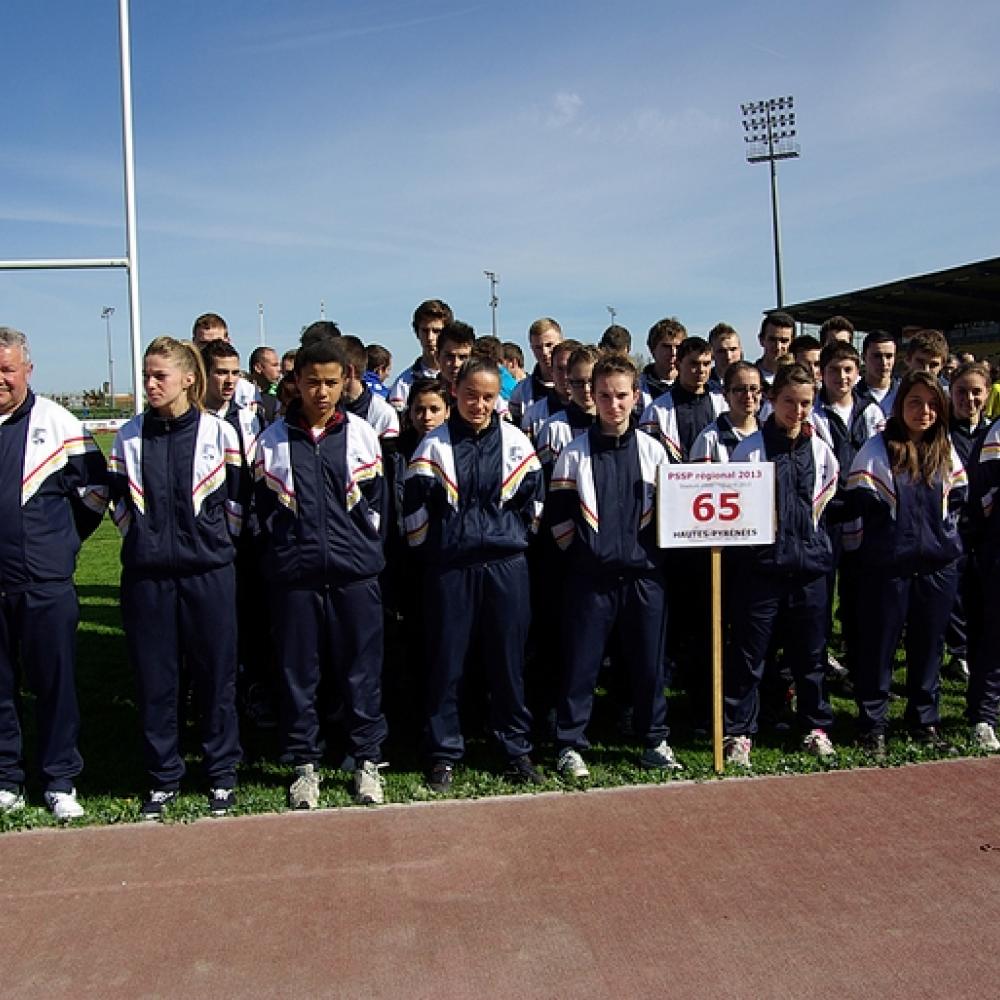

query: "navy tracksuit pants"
xmin=965 ymin=557 xmax=1000 ymax=727
xmin=0 ymin=582 xmax=82 ymax=793
xmin=853 ymin=561 xmax=959 ymax=735
xmin=423 ymin=554 xmax=533 ymax=763
xmin=556 ymin=571 xmax=668 ymax=751
xmin=121 ymin=565 xmax=241 ymax=790
xmin=724 ymin=572 xmax=832 ymax=736
xmin=271 ymin=577 xmax=386 ymax=766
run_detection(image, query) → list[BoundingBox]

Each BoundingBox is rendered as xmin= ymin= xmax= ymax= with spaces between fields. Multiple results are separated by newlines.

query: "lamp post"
xmin=607 ymin=305 xmax=617 ymax=327
xmin=101 ymin=306 xmax=115 ymax=408
xmin=257 ymin=302 xmax=265 ymax=346
xmin=741 ymin=96 xmax=800 ymax=308
xmin=484 ymin=270 xmax=498 ymax=337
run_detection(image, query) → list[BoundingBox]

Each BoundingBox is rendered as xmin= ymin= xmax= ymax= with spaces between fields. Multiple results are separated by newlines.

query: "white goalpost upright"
xmin=0 ymin=0 xmax=143 ymax=414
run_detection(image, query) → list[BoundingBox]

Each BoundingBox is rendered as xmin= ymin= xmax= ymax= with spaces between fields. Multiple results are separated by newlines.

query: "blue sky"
xmin=3 ymin=0 xmax=999 ymax=393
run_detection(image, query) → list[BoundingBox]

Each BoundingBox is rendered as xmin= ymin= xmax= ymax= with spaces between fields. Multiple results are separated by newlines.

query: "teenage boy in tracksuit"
xmin=253 ymin=336 xmax=389 ymax=807
xmin=387 ymin=299 xmax=452 ymax=413
xmin=200 ymin=340 xmax=272 ymax=725
xmin=548 ymin=355 xmax=682 ymax=779
xmin=808 ymin=341 xmax=883 ymax=678
xmin=639 ymin=335 xmax=727 ymax=718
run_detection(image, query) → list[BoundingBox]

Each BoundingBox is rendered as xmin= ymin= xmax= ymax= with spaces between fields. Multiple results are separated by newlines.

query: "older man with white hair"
xmin=0 ymin=327 xmax=108 ymax=820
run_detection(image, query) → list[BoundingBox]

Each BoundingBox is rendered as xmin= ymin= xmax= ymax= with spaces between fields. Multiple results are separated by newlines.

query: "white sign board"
xmin=656 ymin=463 xmax=775 ymax=549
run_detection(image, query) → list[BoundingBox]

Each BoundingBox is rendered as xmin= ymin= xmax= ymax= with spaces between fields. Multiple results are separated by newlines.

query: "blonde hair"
xmin=145 ymin=336 xmax=206 ymax=409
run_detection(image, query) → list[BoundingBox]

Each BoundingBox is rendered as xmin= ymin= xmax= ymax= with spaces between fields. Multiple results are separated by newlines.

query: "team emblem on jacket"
xmin=202 ymin=444 xmax=218 ymax=462
xmin=31 ymin=428 xmax=47 ymax=445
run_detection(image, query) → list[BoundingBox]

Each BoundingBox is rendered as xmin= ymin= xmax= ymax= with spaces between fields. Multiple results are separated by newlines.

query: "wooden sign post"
xmin=657 ymin=464 xmax=776 ymax=773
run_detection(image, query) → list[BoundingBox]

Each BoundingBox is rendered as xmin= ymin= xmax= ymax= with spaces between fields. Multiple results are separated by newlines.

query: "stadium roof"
xmin=783 ymin=256 xmax=1000 ymax=333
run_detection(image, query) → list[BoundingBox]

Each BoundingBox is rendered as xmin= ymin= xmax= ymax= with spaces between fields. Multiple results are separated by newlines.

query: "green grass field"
xmin=0 ymin=434 xmax=981 ymax=831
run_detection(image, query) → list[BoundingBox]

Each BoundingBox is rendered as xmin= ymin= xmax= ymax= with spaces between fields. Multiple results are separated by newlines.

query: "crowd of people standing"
xmin=1 ymin=299 xmax=998 ymax=821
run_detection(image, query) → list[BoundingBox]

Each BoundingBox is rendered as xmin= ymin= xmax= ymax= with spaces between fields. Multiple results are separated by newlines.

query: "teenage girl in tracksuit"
xmin=403 ymin=357 xmax=545 ymax=790
xmin=109 ymin=337 xmax=243 ymax=817
xmin=723 ymin=363 xmax=840 ymax=766
xmin=844 ymin=371 xmax=967 ymax=755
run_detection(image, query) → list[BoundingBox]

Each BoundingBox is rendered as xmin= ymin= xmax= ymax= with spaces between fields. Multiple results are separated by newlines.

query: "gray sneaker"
xmin=289 ymin=763 xmax=321 ymax=809
xmin=723 ymin=735 xmax=752 ymax=768
xmin=556 ymin=747 xmax=590 ymax=781
xmin=354 ymin=760 xmax=386 ymax=805
xmin=640 ymin=740 xmax=684 ymax=771
xmin=802 ymin=728 xmax=836 ymax=760
xmin=44 ymin=788 xmax=85 ymax=822
xmin=971 ymin=722 xmax=1000 ymax=752
xmin=0 ymin=788 xmax=25 ymax=814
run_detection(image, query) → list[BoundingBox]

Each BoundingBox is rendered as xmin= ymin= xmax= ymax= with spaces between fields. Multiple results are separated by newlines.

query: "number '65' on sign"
xmin=692 ymin=492 xmax=740 ymax=522
xmin=656 ymin=464 xmax=776 ymax=549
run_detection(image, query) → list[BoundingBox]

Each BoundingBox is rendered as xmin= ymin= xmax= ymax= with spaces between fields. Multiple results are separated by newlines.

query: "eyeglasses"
xmin=567 ymin=378 xmax=591 ymax=390
xmin=728 ymin=385 xmax=762 ymax=395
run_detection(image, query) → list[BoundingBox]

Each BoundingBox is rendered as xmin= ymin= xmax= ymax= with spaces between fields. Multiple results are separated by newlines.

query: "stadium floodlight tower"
xmin=101 ymin=307 xmax=115 ymax=407
xmin=484 ymin=270 xmax=499 ymax=337
xmin=741 ymin=96 xmax=800 ymax=308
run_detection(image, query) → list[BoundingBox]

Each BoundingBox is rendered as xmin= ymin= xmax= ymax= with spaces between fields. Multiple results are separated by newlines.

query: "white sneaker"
xmin=556 ymin=748 xmax=590 ymax=781
xmin=723 ymin=735 xmax=752 ymax=768
xmin=971 ymin=722 xmax=1000 ymax=752
xmin=640 ymin=740 xmax=684 ymax=771
xmin=802 ymin=728 xmax=836 ymax=760
xmin=354 ymin=760 xmax=386 ymax=805
xmin=289 ymin=763 xmax=321 ymax=810
xmin=0 ymin=788 xmax=25 ymax=814
xmin=44 ymin=788 xmax=85 ymax=821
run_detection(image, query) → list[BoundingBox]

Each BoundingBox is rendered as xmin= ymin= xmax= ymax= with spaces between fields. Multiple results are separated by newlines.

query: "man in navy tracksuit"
xmin=404 ymin=356 xmax=545 ymax=792
xmin=547 ymin=355 xmax=682 ymax=779
xmin=0 ymin=327 xmax=108 ymax=819
xmin=254 ymin=336 xmax=389 ymax=807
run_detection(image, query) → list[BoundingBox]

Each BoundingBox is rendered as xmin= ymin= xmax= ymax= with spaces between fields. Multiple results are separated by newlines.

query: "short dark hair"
xmin=905 ymin=328 xmax=949 ymax=361
xmin=599 ymin=325 xmax=631 ymax=354
xmin=473 ymin=335 xmax=503 ymax=363
xmin=339 ymin=335 xmax=367 ymax=375
xmin=819 ymin=341 xmax=860 ymax=369
xmin=677 ymin=336 xmax=711 ymax=363
xmin=567 ymin=344 xmax=602 ymax=371
xmin=552 ymin=338 xmax=582 ymax=362
xmin=708 ymin=322 xmax=739 ymax=346
xmin=412 ymin=299 xmax=453 ymax=332
xmin=366 ymin=344 xmax=391 ymax=370
xmin=300 ymin=321 xmax=342 ymax=347
xmin=819 ymin=315 xmax=854 ymax=344
xmin=199 ymin=339 xmax=240 ymax=370
xmin=408 ymin=375 xmax=451 ymax=410
xmin=437 ymin=320 xmax=476 ymax=353
xmin=592 ymin=353 xmax=639 ymax=390
xmin=861 ymin=329 xmax=896 ymax=354
xmin=502 ymin=342 xmax=524 ymax=366
xmin=192 ymin=312 xmax=227 ymax=338
xmin=294 ymin=335 xmax=348 ymax=374
xmin=647 ymin=317 xmax=687 ymax=352
xmin=790 ymin=334 xmax=821 ymax=356
xmin=759 ymin=311 xmax=795 ymax=338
